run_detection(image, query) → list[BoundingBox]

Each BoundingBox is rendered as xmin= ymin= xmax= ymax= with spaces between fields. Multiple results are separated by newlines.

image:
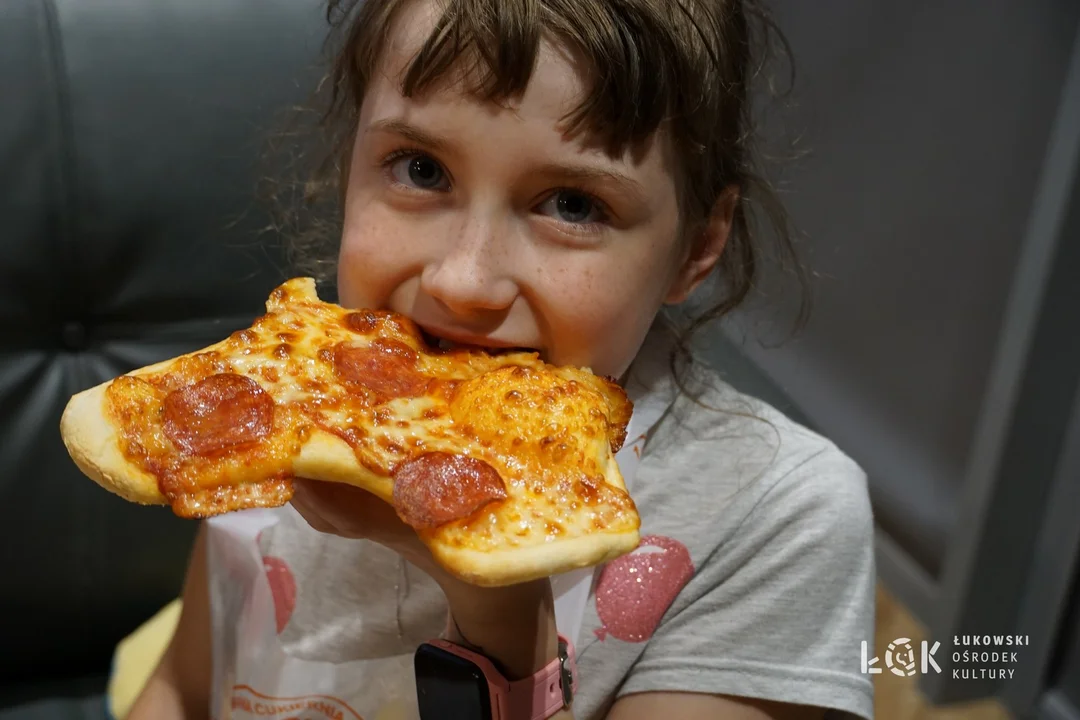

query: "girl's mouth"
xmin=418 ymin=328 xmax=536 ymax=357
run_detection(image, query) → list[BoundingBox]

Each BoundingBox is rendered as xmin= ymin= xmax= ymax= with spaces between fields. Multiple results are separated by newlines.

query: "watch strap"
xmin=505 ymin=635 xmax=577 ymax=720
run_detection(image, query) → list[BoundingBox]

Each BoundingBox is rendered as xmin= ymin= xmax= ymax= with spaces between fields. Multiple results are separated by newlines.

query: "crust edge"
xmin=61 ymin=383 xmax=167 ymax=506
xmin=431 ymin=528 xmax=641 ymax=587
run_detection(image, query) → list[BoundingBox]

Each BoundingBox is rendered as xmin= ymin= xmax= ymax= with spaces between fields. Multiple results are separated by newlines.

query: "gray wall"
xmin=689 ymin=1 xmax=1080 ymax=711
xmin=712 ymin=0 xmax=1080 ymax=579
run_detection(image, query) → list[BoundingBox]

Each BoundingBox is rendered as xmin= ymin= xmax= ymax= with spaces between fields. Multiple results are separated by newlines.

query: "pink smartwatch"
xmin=414 ymin=634 xmax=577 ymax=720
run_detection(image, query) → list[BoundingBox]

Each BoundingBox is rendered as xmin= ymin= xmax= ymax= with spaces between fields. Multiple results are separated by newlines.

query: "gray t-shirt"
xmin=250 ymin=323 xmax=876 ymax=719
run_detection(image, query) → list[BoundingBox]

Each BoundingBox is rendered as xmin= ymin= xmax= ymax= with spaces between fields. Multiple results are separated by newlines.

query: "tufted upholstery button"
xmin=61 ymin=321 xmax=88 ymax=351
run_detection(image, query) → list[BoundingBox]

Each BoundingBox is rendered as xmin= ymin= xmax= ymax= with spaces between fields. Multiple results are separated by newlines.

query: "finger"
xmin=291 ymin=501 xmax=337 ymax=535
xmin=292 ymin=479 xmax=407 ymax=542
xmin=303 ymin=479 xmax=383 ymax=510
xmin=291 ymin=480 xmax=429 ymax=559
xmin=291 ymin=480 xmax=361 ymax=537
xmin=300 ymin=480 xmax=408 ymax=531
xmin=292 ymin=482 xmax=449 ymax=580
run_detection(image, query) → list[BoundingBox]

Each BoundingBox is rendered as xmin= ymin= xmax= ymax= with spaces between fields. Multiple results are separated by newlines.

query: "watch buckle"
xmin=557 ymin=638 xmax=574 ymax=709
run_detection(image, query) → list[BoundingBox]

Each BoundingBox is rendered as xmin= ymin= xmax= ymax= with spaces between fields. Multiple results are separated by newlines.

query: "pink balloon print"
xmin=594 ymin=535 xmax=694 ymax=643
xmin=262 ymin=555 xmax=296 ymax=634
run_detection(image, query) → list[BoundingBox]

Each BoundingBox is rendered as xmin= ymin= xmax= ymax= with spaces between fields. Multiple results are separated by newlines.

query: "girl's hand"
xmin=290 ymin=478 xmax=441 ymax=578
xmin=290 ymin=479 xmax=559 ymax=679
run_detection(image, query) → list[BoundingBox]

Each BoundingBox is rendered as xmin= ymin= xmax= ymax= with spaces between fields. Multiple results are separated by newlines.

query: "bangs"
xmin=344 ymin=0 xmax=729 ymax=155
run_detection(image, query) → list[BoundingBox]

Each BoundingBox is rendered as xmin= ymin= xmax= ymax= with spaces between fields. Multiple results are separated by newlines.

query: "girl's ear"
xmin=664 ymin=187 xmax=738 ymax=305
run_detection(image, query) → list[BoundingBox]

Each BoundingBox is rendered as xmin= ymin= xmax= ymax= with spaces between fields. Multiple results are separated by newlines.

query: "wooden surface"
xmin=874 ymin=585 xmax=1012 ymax=720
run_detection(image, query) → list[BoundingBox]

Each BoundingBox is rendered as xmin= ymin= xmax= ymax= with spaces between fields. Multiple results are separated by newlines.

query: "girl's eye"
xmin=388 ymin=153 xmax=449 ymax=191
xmin=536 ymin=190 xmax=606 ymax=225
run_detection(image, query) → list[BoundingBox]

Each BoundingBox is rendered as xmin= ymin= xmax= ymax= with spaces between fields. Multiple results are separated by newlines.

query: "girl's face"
xmin=338 ymin=0 xmax=726 ymax=379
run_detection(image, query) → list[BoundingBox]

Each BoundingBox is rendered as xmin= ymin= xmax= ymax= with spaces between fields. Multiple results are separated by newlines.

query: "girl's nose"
xmin=419 ymin=210 xmax=520 ymax=315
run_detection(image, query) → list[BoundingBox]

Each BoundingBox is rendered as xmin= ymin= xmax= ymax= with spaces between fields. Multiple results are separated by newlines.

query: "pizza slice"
xmin=60 ymin=278 xmax=638 ymax=586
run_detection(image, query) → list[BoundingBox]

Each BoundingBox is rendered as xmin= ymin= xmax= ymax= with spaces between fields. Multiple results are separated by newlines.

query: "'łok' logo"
xmin=861 ymin=637 xmax=941 ymax=675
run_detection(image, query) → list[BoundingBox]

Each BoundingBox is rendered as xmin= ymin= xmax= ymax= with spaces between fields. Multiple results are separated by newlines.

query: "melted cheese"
xmin=106 ymin=277 xmax=637 ymax=549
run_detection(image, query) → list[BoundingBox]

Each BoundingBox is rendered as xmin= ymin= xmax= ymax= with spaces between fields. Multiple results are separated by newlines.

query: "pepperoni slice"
xmin=344 ymin=309 xmax=416 ymax=338
xmin=334 ymin=339 xmax=429 ymax=399
xmin=392 ymin=452 xmax=507 ymax=530
xmin=162 ymin=373 xmax=274 ymax=456
xmin=344 ymin=310 xmax=382 ymax=334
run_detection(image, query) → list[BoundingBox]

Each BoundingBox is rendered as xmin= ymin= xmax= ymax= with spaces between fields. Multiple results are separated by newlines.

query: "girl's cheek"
xmin=559 ymin=271 xmax=652 ymax=327
xmin=338 ymin=229 xmax=399 ymax=304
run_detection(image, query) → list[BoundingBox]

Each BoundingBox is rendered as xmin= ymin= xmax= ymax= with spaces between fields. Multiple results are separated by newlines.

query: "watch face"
xmin=414 ymin=644 xmax=494 ymax=720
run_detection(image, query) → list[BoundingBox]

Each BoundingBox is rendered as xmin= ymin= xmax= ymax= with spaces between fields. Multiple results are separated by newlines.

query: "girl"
xmin=126 ymin=0 xmax=875 ymax=718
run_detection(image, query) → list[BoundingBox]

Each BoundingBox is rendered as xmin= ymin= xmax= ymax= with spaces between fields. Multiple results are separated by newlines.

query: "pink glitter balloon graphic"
xmin=262 ymin=555 xmax=296 ymax=634
xmin=594 ymin=535 xmax=694 ymax=642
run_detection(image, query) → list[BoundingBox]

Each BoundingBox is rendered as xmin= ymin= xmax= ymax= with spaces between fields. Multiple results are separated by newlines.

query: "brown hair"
xmin=280 ymin=0 xmax=806 ymax=373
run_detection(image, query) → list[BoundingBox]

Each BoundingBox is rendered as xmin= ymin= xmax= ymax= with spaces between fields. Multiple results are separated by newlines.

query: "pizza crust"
xmin=292 ymin=431 xmax=396 ymax=502
xmin=431 ymin=529 xmax=640 ymax=587
xmin=61 ymin=384 xmax=166 ymax=506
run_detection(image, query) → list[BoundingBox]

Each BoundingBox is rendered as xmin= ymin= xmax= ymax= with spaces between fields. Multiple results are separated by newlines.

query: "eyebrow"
xmin=367 ymin=118 xmax=451 ymax=153
xmin=367 ymin=118 xmax=649 ymax=204
xmin=532 ymin=162 xmax=648 ymax=205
